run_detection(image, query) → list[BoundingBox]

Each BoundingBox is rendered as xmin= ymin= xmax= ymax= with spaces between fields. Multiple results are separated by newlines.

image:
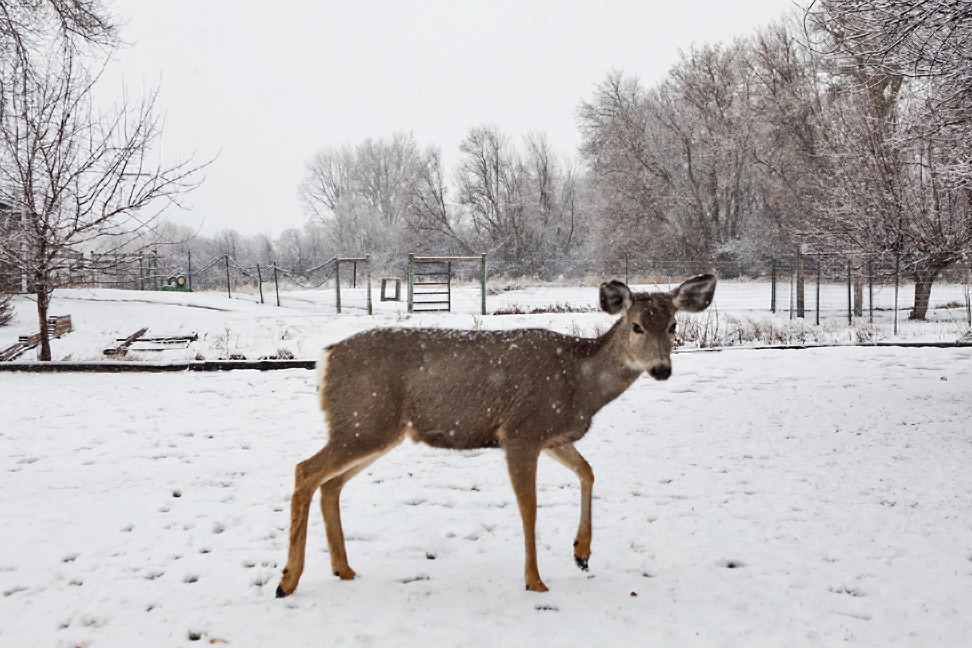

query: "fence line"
xmin=2 ymin=252 xmax=970 ymax=325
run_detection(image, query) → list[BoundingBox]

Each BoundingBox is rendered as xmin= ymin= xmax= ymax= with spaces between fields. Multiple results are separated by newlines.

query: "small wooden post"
xmin=273 ymin=262 xmax=281 ymax=307
xmin=335 ymin=261 xmax=342 ymax=314
xmin=256 ymin=265 xmax=264 ymax=304
xmin=480 ymin=253 xmax=487 ymax=315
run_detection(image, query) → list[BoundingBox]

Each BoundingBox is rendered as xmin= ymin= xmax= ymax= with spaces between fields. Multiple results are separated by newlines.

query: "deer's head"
xmin=599 ymin=274 xmax=717 ymax=380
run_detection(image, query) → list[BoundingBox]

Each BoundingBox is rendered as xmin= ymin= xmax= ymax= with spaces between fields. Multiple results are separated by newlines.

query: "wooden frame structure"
xmin=407 ymin=254 xmax=487 ymax=315
xmin=335 ymin=255 xmax=372 ymax=315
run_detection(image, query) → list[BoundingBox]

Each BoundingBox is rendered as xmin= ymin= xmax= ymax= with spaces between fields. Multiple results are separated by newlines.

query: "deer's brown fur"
xmin=277 ymin=274 xmax=716 ymax=596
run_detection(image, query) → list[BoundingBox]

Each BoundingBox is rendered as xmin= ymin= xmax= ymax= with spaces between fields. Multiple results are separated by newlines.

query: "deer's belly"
xmin=407 ymin=424 xmax=501 ymax=450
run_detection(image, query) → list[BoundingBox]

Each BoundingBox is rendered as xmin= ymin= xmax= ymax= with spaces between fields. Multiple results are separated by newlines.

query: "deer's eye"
xmin=632 ymin=323 xmax=644 ymax=334
xmin=668 ymin=323 xmax=677 ymax=334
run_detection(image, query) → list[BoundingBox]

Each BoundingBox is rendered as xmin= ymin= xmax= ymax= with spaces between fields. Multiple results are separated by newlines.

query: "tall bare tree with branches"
xmin=0 ymin=38 xmax=202 ymax=359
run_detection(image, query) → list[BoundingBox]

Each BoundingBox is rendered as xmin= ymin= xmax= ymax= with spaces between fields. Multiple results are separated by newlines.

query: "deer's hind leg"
xmin=276 ymin=435 xmax=401 ymax=598
xmin=319 ymin=458 xmax=376 ymax=580
xmin=544 ymin=443 xmax=595 ymax=571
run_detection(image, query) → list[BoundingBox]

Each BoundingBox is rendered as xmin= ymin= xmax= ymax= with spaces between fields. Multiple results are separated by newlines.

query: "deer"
xmin=276 ymin=274 xmax=716 ymax=596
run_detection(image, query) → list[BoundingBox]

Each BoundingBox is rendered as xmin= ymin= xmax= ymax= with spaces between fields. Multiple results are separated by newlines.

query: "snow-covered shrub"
xmin=0 ymin=292 xmax=12 ymax=327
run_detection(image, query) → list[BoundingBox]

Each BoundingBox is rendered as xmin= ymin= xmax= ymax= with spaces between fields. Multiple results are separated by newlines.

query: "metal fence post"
xmin=187 ymin=250 xmax=193 ymax=292
xmin=365 ymin=254 xmax=372 ymax=315
xmin=407 ymin=253 xmax=414 ymax=313
xmin=789 ymin=262 xmax=795 ymax=320
xmin=816 ymin=258 xmax=821 ymax=326
xmin=847 ymin=258 xmax=852 ymax=324
xmin=256 ymin=265 xmax=264 ymax=304
xmin=894 ymin=253 xmax=900 ymax=335
xmin=868 ymin=258 xmax=874 ymax=324
xmin=771 ymin=258 xmax=777 ymax=313
xmin=796 ymin=247 xmax=805 ymax=318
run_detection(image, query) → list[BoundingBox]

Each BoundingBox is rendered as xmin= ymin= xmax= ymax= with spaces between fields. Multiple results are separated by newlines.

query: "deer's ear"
xmin=671 ymin=274 xmax=717 ymax=313
xmin=599 ymin=280 xmax=632 ymax=314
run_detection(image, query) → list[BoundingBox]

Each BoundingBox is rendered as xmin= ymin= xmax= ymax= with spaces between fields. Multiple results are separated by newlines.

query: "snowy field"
xmin=1 ymin=288 xmax=972 ymax=647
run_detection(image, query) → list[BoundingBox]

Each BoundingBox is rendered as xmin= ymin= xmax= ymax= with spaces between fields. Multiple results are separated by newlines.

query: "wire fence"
xmin=2 ymin=252 xmax=970 ymax=326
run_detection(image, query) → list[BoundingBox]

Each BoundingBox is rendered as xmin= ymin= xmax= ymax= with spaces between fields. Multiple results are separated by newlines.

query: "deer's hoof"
xmin=525 ymin=580 xmax=549 ymax=592
xmin=275 ymin=585 xmax=288 ymax=599
xmin=574 ymin=555 xmax=589 ymax=571
xmin=333 ymin=566 xmax=357 ymax=580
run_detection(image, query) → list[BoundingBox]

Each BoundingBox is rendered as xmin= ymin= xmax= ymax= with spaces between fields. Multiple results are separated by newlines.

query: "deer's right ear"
xmin=599 ymin=280 xmax=632 ymax=314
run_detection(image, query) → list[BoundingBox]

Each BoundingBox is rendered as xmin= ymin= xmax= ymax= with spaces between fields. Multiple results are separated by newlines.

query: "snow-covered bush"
xmin=0 ymin=292 xmax=13 ymax=327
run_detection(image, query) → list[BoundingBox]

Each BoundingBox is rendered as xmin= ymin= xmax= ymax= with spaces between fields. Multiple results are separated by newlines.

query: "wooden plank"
xmin=114 ymin=334 xmax=198 ymax=343
xmin=104 ymin=327 xmax=149 ymax=356
xmin=413 ymin=256 xmax=482 ymax=263
xmin=0 ymin=359 xmax=317 ymax=372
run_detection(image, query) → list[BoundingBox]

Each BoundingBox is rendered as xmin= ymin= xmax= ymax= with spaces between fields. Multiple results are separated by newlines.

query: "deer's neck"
xmin=577 ymin=320 xmax=642 ymax=416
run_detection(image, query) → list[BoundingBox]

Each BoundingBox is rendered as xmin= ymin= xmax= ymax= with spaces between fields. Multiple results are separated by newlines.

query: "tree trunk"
xmin=35 ymin=288 xmax=52 ymax=361
xmin=910 ymin=270 xmax=939 ymax=320
xmin=853 ymin=257 xmax=864 ymax=318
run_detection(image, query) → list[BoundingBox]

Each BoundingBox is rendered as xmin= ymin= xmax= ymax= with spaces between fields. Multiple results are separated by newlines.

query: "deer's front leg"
xmin=544 ymin=443 xmax=594 ymax=571
xmin=505 ymin=444 xmax=547 ymax=592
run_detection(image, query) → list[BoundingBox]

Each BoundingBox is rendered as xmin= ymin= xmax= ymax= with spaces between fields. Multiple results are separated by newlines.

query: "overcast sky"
xmin=103 ymin=0 xmax=798 ymax=237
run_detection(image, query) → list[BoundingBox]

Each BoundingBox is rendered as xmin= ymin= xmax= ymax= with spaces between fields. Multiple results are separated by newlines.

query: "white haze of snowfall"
xmin=1 ymin=288 xmax=971 ymax=647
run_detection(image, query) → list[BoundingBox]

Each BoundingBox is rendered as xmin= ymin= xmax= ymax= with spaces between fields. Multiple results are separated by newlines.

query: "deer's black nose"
xmin=649 ymin=365 xmax=671 ymax=381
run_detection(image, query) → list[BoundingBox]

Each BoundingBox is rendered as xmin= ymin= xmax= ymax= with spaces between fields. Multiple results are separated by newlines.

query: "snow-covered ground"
xmin=1 ymin=288 xmax=971 ymax=646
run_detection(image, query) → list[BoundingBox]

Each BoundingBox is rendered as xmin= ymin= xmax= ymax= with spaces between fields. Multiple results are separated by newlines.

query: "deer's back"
xmin=320 ymin=328 xmax=594 ymax=450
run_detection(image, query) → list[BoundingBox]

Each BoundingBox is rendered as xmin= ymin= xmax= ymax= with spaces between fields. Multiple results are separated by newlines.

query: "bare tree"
xmin=299 ymin=133 xmax=422 ymax=264
xmin=579 ymin=44 xmax=784 ymax=272
xmin=805 ymin=1 xmax=972 ymax=319
xmin=0 ymin=0 xmax=116 ymax=54
xmin=456 ymin=125 xmax=543 ymax=270
xmin=403 ymin=145 xmax=471 ymax=252
xmin=0 ymin=44 xmax=202 ymax=359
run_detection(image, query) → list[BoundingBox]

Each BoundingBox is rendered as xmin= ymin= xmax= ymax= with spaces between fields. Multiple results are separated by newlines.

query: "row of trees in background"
xmin=282 ymin=0 xmax=970 ymax=320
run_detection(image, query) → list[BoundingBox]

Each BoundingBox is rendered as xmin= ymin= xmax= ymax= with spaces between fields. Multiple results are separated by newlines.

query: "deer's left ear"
xmin=599 ymin=280 xmax=632 ymax=314
xmin=671 ymin=274 xmax=717 ymax=313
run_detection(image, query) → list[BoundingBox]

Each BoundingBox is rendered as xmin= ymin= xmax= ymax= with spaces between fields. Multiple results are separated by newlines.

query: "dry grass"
xmin=674 ymin=309 xmax=893 ymax=348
